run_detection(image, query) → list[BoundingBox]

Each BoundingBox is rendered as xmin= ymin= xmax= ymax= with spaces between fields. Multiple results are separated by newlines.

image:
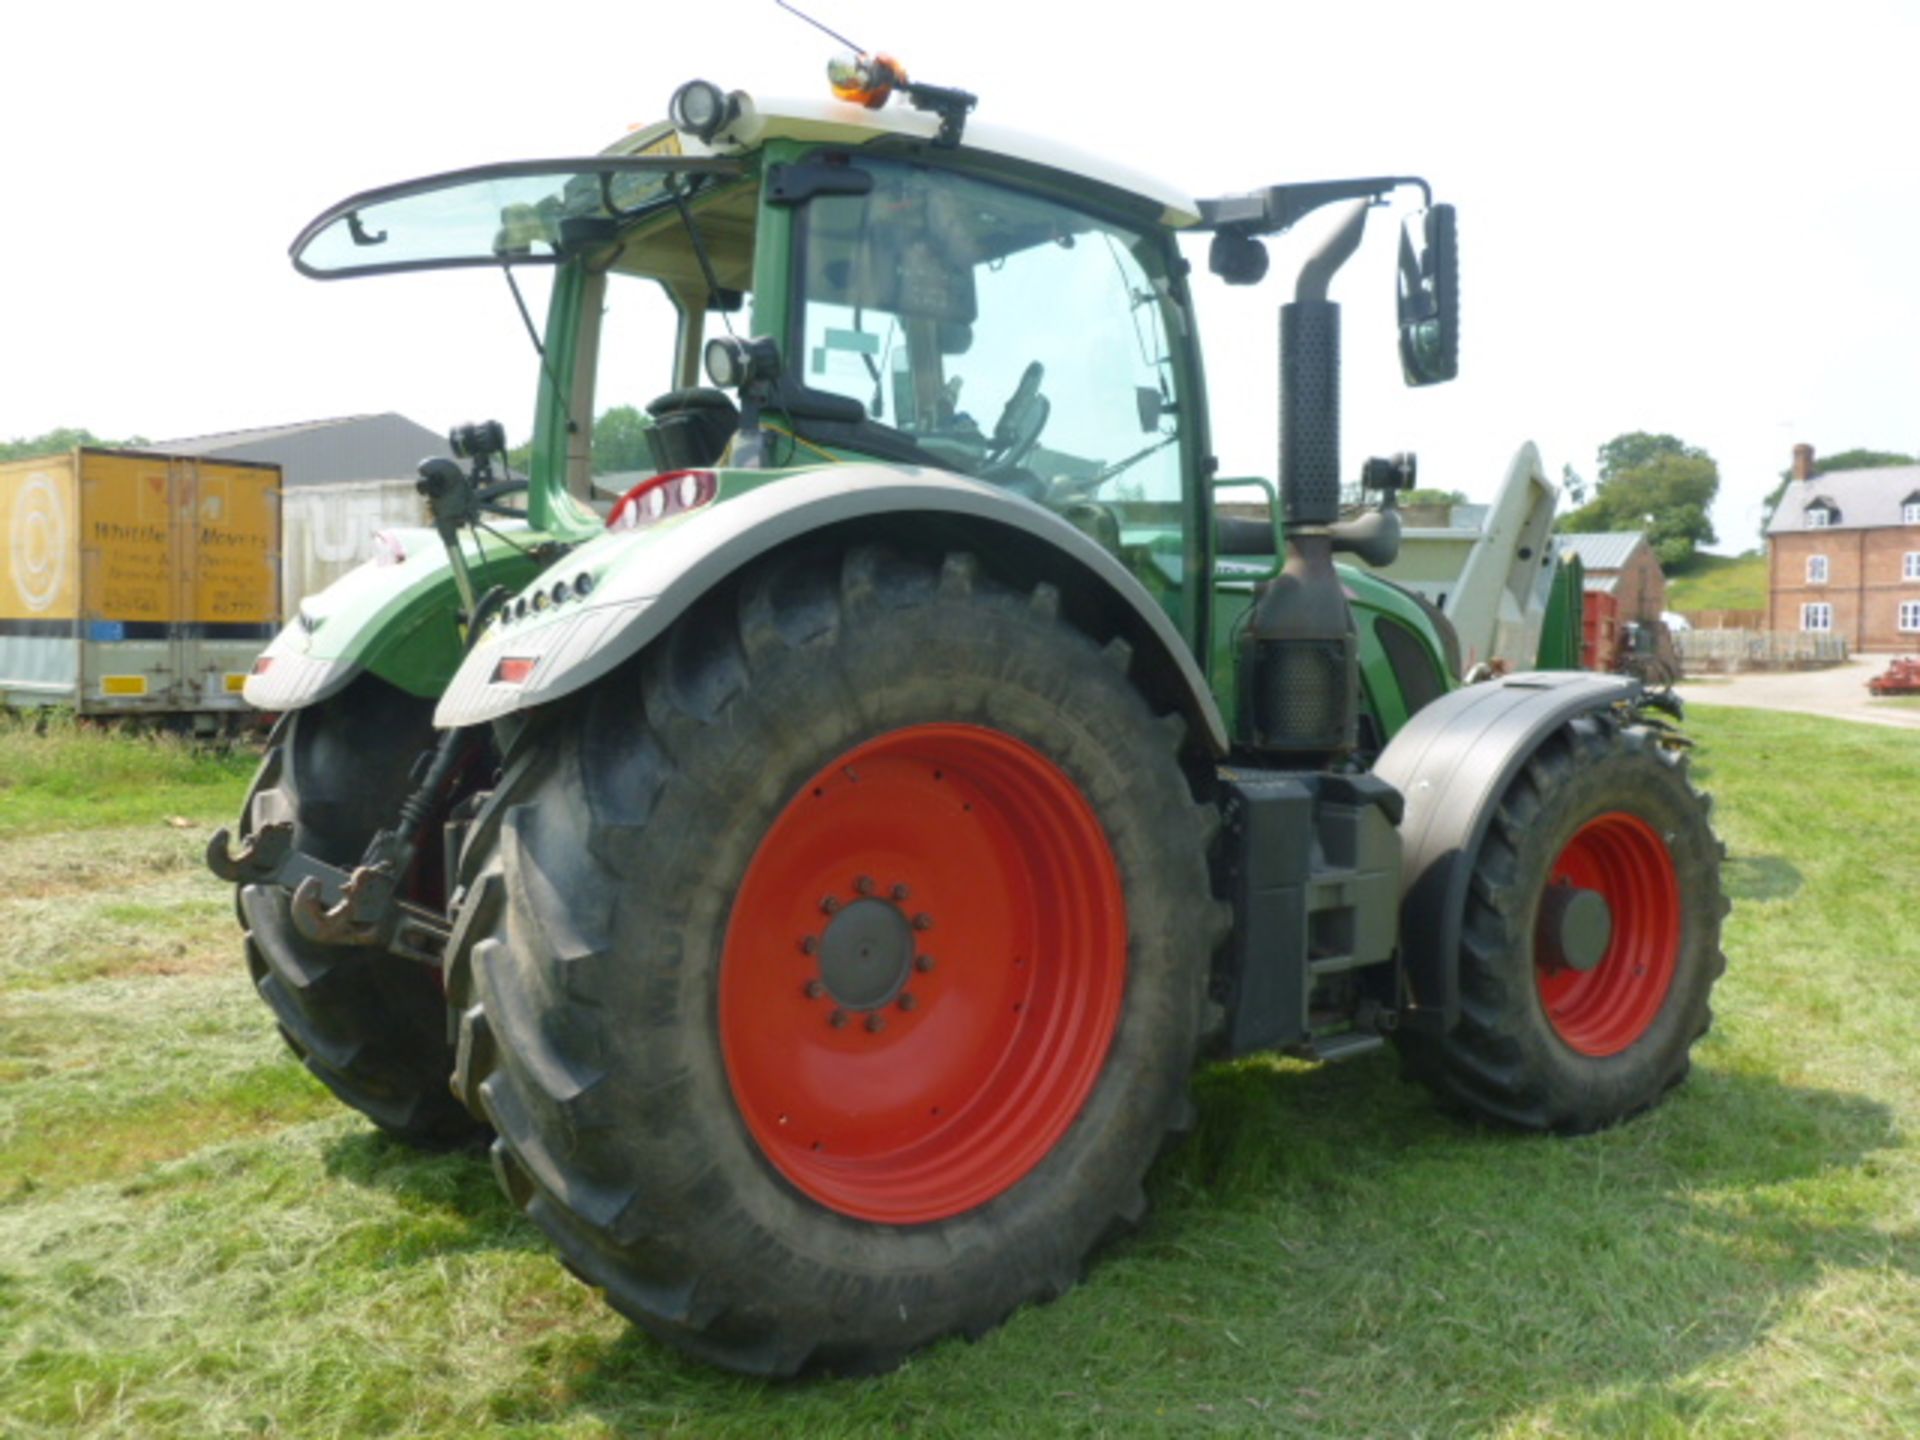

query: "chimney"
xmin=1792 ymin=442 xmax=1815 ymax=481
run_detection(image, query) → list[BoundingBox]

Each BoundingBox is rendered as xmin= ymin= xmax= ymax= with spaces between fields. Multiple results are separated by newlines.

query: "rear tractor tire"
xmin=236 ymin=677 xmax=486 ymax=1147
xmin=447 ymin=545 xmax=1224 ymax=1375
xmin=1396 ymin=708 xmax=1727 ymax=1132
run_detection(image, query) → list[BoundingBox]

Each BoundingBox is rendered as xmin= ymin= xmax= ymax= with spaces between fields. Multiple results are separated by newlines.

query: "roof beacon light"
xmin=776 ymin=0 xmax=975 ymax=145
xmin=828 ymin=51 xmax=905 ymax=110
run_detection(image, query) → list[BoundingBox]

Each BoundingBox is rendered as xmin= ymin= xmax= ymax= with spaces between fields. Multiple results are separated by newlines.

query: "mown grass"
xmin=1 ymin=706 xmax=1917 ymax=1436
xmin=1666 ymin=553 xmax=1769 ymax=615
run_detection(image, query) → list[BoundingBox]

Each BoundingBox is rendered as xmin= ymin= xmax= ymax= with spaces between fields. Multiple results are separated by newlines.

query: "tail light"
xmin=607 ymin=469 xmax=719 ymax=531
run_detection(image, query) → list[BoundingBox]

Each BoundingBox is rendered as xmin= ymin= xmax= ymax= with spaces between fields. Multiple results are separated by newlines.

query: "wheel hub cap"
xmin=817 ymin=898 xmax=915 ymax=1010
xmin=1535 ymin=883 xmax=1613 ymax=973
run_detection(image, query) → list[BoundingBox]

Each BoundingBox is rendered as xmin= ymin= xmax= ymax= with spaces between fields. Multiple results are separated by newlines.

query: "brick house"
xmin=1766 ymin=444 xmax=1920 ymax=652
xmin=1558 ymin=531 xmax=1667 ymax=624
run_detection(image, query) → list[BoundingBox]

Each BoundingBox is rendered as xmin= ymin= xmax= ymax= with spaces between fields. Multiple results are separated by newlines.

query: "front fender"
xmin=1371 ymin=670 xmax=1641 ymax=1032
xmin=435 ymin=465 xmax=1228 ymax=754
xmin=243 ymin=525 xmax=551 ymax=712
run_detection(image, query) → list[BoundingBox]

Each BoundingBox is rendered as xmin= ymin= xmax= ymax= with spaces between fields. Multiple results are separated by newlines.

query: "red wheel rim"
xmin=719 ymin=723 xmax=1127 ymax=1224
xmin=1534 ymin=810 xmax=1681 ymax=1056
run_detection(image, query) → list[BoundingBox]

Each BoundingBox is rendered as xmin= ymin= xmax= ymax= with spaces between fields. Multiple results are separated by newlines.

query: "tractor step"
xmin=1214 ymin=769 xmax=1403 ymax=1058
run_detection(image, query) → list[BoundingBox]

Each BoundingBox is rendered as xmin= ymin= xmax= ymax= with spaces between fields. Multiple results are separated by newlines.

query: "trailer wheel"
xmin=1397 ymin=711 xmax=1726 ymax=1132
xmin=236 ymin=677 xmax=484 ymax=1146
xmin=448 ymin=545 xmax=1222 ymax=1375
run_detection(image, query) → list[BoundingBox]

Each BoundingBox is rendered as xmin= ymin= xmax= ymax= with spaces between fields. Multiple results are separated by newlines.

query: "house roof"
xmin=1558 ymin=531 xmax=1648 ymax=572
xmin=149 ymin=412 xmax=448 ymax=487
xmin=1766 ymin=464 xmax=1920 ymax=534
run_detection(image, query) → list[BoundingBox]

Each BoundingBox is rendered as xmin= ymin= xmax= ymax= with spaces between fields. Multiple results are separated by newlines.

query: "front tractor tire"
xmin=236 ymin=678 xmax=485 ymax=1147
xmin=1397 ymin=709 xmax=1727 ymax=1132
xmin=447 ymin=545 xmax=1222 ymax=1375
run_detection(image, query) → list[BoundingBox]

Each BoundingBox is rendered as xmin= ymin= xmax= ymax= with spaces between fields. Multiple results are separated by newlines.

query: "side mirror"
xmin=1397 ymin=204 xmax=1458 ymax=386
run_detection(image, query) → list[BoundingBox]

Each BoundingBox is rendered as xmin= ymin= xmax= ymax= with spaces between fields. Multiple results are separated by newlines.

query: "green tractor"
xmin=210 ymin=53 xmax=1727 ymax=1376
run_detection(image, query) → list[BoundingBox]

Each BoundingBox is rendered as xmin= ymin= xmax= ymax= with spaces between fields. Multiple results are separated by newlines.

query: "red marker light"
xmin=492 ymin=657 xmax=538 ymax=685
xmin=606 ymin=469 xmax=719 ymax=531
xmin=251 ymin=655 xmax=275 ymax=675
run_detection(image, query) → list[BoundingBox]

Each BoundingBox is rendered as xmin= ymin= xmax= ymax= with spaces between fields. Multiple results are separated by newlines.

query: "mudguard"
xmin=1370 ymin=670 xmax=1641 ymax=1032
xmin=244 ymin=525 xmax=551 ymax=713
xmin=435 ymin=464 xmax=1229 ymax=754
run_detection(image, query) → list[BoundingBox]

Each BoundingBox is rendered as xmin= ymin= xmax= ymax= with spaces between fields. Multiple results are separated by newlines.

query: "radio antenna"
xmin=773 ymin=1 xmax=865 ymax=54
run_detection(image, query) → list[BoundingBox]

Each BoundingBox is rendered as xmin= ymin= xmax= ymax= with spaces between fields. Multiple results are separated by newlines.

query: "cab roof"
xmin=607 ymin=92 xmax=1203 ymax=231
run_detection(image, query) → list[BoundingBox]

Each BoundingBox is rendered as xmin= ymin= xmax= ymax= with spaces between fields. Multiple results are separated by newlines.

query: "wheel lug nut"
xmin=915 ymin=954 xmax=936 ymax=973
xmin=892 ymin=883 xmax=911 ymax=901
xmin=804 ymin=980 xmax=826 ymax=999
xmin=898 ymin=992 xmax=918 ymax=1011
xmin=865 ymin=1013 xmax=886 ymax=1033
xmin=829 ymin=1009 xmax=849 ymax=1028
xmin=800 ymin=935 xmax=819 ymax=955
xmin=912 ymin=913 xmax=934 ymax=931
xmin=820 ymin=896 xmax=841 ymax=915
xmin=854 ymin=875 xmax=875 ymax=896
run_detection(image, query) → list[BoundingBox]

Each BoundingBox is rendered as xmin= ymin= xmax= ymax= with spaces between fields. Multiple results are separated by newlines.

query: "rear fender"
xmin=435 ymin=465 xmax=1229 ymax=755
xmin=1371 ymin=670 xmax=1641 ymax=1032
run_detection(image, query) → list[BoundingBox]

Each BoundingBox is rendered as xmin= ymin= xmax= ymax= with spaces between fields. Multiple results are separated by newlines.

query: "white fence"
xmin=1675 ymin=629 xmax=1850 ymax=673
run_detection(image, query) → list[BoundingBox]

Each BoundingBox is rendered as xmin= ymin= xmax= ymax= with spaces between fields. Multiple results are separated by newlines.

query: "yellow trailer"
xmin=1 ymin=447 xmax=280 ymax=718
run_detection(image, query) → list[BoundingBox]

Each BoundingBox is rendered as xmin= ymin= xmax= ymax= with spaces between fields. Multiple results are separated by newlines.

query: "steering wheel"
xmin=985 ymin=361 xmax=1049 ymax=471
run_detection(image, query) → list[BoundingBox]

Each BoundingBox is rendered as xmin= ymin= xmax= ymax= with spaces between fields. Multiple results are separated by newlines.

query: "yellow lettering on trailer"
xmin=190 ymin=462 xmax=280 ymax=625
xmin=79 ymin=453 xmax=174 ymax=624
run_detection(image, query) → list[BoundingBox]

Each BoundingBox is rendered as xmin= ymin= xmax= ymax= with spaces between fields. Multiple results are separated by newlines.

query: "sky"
xmin=4 ymin=0 xmax=1917 ymax=553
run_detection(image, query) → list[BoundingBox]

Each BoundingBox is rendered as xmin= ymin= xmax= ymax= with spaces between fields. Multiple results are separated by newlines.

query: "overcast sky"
xmin=5 ymin=0 xmax=1915 ymax=552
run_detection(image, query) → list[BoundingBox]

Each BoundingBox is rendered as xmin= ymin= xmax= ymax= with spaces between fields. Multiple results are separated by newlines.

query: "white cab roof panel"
xmin=615 ymin=93 xmax=1201 ymax=229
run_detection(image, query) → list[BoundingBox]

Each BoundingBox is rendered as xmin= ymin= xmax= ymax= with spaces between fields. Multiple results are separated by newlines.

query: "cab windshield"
xmin=793 ymin=159 xmax=1186 ymax=537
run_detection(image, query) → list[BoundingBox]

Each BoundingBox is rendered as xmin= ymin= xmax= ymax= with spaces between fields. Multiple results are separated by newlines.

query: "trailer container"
xmin=1 ymin=447 xmax=280 ymax=717
xmin=279 ymin=477 xmax=427 ymax=615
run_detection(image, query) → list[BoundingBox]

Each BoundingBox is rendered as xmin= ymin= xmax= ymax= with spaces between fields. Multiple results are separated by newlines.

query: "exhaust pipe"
xmin=1239 ymin=203 xmax=1370 ymax=757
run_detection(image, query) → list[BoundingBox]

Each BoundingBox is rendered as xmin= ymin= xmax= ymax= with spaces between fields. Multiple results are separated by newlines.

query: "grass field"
xmin=1665 ymin=553 xmax=1769 ymax=615
xmin=2 ymin=706 xmax=1917 ymax=1437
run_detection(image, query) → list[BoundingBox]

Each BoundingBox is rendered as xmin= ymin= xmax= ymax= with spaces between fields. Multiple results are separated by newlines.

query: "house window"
xmin=1906 ymin=552 xmax=1920 ymax=581
xmin=1801 ymin=603 xmax=1832 ymax=632
xmin=1805 ymin=506 xmax=1832 ymax=528
xmin=1905 ymin=502 xmax=1920 ymax=525
xmin=1806 ymin=554 xmax=1828 ymax=584
xmin=1902 ymin=601 xmax=1920 ymax=633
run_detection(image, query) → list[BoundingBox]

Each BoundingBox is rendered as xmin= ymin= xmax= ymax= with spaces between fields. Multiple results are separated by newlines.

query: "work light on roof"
xmin=668 ymin=79 xmax=738 ymax=142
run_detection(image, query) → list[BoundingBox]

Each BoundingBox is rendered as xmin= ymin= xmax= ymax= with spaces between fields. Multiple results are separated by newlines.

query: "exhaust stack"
xmin=1239 ymin=203 xmax=1371 ymax=758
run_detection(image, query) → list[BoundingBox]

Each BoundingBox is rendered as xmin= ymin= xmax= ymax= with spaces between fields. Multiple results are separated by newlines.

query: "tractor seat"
xmin=646 ymin=388 xmax=741 ymax=471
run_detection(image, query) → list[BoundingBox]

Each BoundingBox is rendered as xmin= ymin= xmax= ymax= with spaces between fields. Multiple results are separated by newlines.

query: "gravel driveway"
xmin=1673 ymin=654 xmax=1920 ymax=730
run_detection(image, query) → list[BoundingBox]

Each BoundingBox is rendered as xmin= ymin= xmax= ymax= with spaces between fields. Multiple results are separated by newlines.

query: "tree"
xmin=1560 ymin=463 xmax=1588 ymax=506
xmin=1597 ymin=432 xmax=1705 ymax=481
xmin=589 ymin=405 xmax=655 ymax=475
xmin=505 ymin=405 xmax=658 ymax=481
xmin=1760 ymin=447 xmax=1916 ymax=533
xmin=0 ymin=426 xmax=148 ymax=461
xmin=1559 ymin=432 xmax=1719 ymax=570
xmin=1402 ymin=487 xmax=1468 ymax=508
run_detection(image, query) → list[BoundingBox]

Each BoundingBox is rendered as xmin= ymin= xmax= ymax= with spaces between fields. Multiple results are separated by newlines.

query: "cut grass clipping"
xmin=1 ymin=705 xmax=1917 ymax=1436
